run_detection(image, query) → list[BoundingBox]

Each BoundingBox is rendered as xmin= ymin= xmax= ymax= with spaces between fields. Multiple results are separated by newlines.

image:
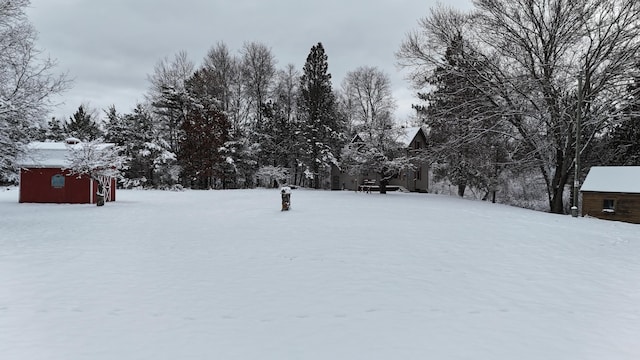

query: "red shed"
xmin=18 ymin=139 xmax=116 ymax=204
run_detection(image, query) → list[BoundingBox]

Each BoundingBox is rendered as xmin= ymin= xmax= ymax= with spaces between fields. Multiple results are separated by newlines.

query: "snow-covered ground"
xmin=1 ymin=187 xmax=639 ymax=359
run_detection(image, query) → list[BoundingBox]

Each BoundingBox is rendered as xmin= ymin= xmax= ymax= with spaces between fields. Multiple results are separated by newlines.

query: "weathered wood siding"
xmin=581 ymin=191 xmax=640 ymax=224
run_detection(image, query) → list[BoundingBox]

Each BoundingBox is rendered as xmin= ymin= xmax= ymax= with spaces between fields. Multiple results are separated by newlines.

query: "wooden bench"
xmin=358 ymin=180 xmax=402 ymax=193
xmin=359 ymin=179 xmax=376 ymax=193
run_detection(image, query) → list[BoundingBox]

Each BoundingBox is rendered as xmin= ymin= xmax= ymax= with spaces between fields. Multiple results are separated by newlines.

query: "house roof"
xmin=349 ymin=126 xmax=426 ymax=150
xmin=580 ymin=166 xmax=640 ymax=193
xmin=396 ymin=127 xmax=423 ymax=147
xmin=18 ymin=141 xmax=114 ymax=168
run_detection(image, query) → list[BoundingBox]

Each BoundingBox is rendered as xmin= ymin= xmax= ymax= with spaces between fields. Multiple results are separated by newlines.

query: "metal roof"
xmin=580 ymin=166 xmax=640 ymax=193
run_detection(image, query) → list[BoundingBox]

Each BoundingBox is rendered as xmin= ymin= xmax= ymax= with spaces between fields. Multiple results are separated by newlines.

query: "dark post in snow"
xmin=280 ymin=186 xmax=291 ymax=211
xmin=572 ymin=76 xmax=583 ymax=217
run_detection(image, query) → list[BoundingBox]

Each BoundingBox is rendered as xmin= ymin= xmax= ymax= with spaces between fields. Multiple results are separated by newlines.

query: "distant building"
xmin=331 ymin=127 xmax=429 ymax=192
xmin=17 ymin=139 xmax=116 ymax=204
xmin=580 ymin=166 xmax=640 ymax=224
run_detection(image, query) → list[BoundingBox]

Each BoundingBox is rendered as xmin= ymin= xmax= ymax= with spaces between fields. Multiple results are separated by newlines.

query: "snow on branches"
xmin=255 ymin=165 xmax=289 ymax=187
xmin=64 ymin=140 xmax=128 ymax=203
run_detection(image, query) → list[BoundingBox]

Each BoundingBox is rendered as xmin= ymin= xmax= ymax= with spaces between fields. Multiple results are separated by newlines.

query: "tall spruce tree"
xmin=64 ymin=105 xmax=102 ymax=141
xmin=178 ymin=69 xmax=231 ymax=189
xmin=298 ymin=42 xmax=344 ymax=188
xmin=421 ymin=34 xmax=506 ymax=197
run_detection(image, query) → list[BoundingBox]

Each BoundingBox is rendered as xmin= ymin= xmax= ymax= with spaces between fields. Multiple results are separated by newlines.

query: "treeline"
xmin=6 ymin=0 xmax=640 ymax=214
xmin=40 ymin=42 xmax=400 ymax=190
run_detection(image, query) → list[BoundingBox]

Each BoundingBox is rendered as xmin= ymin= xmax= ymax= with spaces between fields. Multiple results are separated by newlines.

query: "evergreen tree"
xmin=147 ymin=51 xmax=195 ymax=167
xmin=64 ymin=105 xmax=102 ymax=141
xmin=177 ymin=69 xmax=231 ymax=189
xmin=103 ymin=104 xmax=172 ymax=188
xmin=257 ymin=101 xmax=294 ymax=167
xmin=421 ymin=34 xmax=506 ymax=197
xmin=298 ymin=42 xmax=344 ymax=188
xmin=103 ymin=106 xmax=128 ymax=145
xmin=46 ymin=117 xmax=66 ymax=141
xmin=218 ymin=128 xmax=259 ymax=189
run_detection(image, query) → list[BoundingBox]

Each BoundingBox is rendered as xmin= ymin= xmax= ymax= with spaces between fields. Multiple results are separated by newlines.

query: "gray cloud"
xmin=27 ymin=0 xmax=472 ymax=121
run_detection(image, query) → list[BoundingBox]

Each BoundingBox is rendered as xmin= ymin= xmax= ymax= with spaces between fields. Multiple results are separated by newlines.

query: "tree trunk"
xmin=548 ymin=148 xmax=572 ymax=214
xmin=379 ymin=179 xmax=388 ymax=194
xmin=550 ymin=185 xmax=565 ymax=214
xmin=457 ymin=183 xmax=466 ymax=197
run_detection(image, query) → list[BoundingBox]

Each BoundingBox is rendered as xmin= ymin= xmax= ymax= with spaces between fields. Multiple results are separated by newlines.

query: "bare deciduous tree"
xmin=341 ymin=66 xmax=396 ymax=145
xmin=1 ymin=0 xmax=70 ymax=180
xmin=147 ymin=50 xmax=195 ymax=154
xmin=398 ymin=0 xmax=640 ymax=213
xmin=240 ymin=41 xmax=276 ymax=126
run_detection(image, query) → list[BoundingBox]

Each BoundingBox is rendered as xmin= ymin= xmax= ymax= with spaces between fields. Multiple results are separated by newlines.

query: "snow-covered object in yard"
xmin=280 ymin=186 xmax=291 ymax=211
xmin=580 ymin=166 xmax=640 ymax=193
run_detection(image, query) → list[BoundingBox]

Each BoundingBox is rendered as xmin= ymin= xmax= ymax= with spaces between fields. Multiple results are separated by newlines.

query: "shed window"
xmin=51 ymin=174 xmax=65 ymax=188
xmin=602 ymin=199 xmax=615 ymax=213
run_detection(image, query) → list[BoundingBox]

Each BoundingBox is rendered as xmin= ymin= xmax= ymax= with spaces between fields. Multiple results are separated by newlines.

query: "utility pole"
xmin=572 ymin=76 xmax=583 ymax=217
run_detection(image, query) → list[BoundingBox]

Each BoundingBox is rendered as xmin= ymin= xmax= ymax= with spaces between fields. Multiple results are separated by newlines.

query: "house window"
xmin=602 ymin=199 xmax=615 ymax=213
xmin=414 ymin=141 xmax=421 ymax=149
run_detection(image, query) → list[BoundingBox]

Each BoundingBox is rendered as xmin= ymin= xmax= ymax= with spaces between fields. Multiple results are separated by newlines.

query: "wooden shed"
xmin=17 ymin=140 xmax=116 ymax=204
xmin=580 ymin=166 xmax=640 ymax=224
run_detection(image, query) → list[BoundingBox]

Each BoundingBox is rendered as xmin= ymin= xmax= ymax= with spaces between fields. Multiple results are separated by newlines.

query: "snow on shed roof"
xmin=18 ymin=141 xmax=114 ymax=168
xmin=580 ymin=166 xmax=640 ymax=193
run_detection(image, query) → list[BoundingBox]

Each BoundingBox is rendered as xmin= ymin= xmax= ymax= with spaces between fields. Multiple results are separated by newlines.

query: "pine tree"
xmin=103 ymin=104 xmax=172 ymax=188
xmin=298 ymin=42 xmax=344 ymax=188
xmin=103 ymin=106 xmax=128 ymax=146
xmin=421 ymin=34 xmax=505 ymax=197
xmin=64 ymin=105 xmax=102 ymax=141
xmin=177 ymin=69 xmax=231 ymax=189
xmin=46 ymin=117 xmax=66 ymax=141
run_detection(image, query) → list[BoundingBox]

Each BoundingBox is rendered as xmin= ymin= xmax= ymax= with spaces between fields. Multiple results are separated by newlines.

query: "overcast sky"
xmin=26 ymin=0 xmax=472 ymax=123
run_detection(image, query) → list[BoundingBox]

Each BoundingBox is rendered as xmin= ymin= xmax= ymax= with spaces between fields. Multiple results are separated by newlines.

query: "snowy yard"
xmin=1 ymin=187 xmax=639 ymax=359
